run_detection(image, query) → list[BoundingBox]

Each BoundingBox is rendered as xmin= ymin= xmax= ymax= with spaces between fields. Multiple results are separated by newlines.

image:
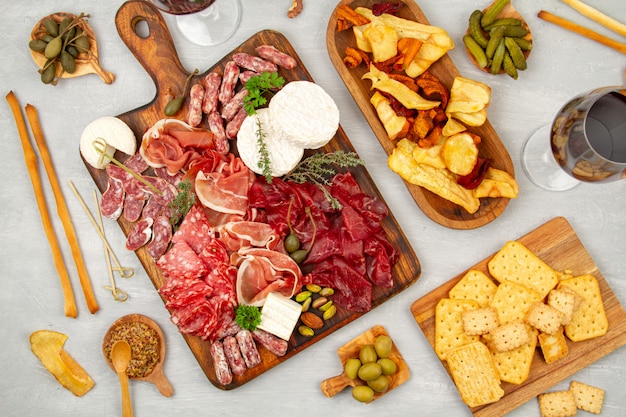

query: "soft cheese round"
xmin=269 ymin=80 xmax=339 ymax=149
xmin=80 ymin=116 xmax=136 ymax=169
xmin=237 ymin=108 xmax=304 ymax=177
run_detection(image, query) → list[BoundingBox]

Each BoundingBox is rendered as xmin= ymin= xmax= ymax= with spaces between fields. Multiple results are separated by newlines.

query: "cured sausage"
xmin=232 ymin=52 xmax=278 ymax=74
xmin=222 ymin=335 xmax=246 ymax=376
xmin=125 ymin=218 xmax=153 ymax=251
xmin=255 ymin=45 xmax=297 ymax=69
xmin=202 ymin=71 xmax=221 ymax=114
xmin=147 ymin=215 xmax=172 ymax=259
xmin=235 ymin=329 xmax=261 ymax=368
xmin=221 ymin=88 xmax=249 ymax=121
xmin=210 ymin=341 xmax=233 ymax=385
xmin=219 ymin=61 xmax=239 ymax=106
xmin=207 ymin=111 xmax=227 ymax=146
xmin=123 ymin=194 xmax=147 ymax=222
xmin=187 ymin=84 xmax=205 ymax=127
xmin=252 ymin=329 xmax=288 ymax=357
xmin=239 ymin=70 xmax=257 ymax=86
xmin=225 ymin=107 xmax=248 ymax=140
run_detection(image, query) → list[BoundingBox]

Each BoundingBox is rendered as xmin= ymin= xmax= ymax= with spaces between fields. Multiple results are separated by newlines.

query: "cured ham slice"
xmin=140 ymin=119 xmax=215 ymax=175
xmin=219 ymin=221 xmax=279 ymax=252
xmin=195 ymin=170 xmax=250 ymax=215
xmin=232 ymin=247 xmax=302 ymax=307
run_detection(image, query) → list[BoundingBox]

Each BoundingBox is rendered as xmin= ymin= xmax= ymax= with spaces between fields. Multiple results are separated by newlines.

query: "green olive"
xmin=351 ymin=385 xmax=374 ymax=403
xmin=29 ymin=39 xmax=48 ymax=53
xmin=44 ymin=36 xmax=62 ymax=59
xmin=359 ymin=345 xmax=377 ymax=364
xmin=43 ymin=19 xmax=59 ymax=37
xmin=344 ymin=358 xmax=361 ymax=380
xmin=374 ymin=335 xmax=392 ymax=359
xmin=377 ymin=358 xmax=397 ymax=375
xmin=367 ymin=374 xmax=390 ymax=393
xmin=60 ymin=51 xmax=76 ymax=73
xmin=284 ymin=233 xmax=300 ymax=253
xmin=289 ymin=249 xmax=308 ymax=264
xmin=357 ymin=362 xmax=382 ymax=382
xmin=40 ymin=64 xmax=56 ymax=84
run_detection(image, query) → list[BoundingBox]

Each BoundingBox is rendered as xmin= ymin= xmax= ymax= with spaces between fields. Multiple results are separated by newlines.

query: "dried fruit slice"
xmin=30 ymin=330 xmax=95 ymax=396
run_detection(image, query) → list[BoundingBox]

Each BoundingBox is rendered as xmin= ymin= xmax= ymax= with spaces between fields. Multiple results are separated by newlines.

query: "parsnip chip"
xmin=388 ymin=139 xmax=480 ymax=214
xmin=449 ymin=109 xmax=487 ymax=127
xmin=472 ymin=168 xmax=519 ymax=199
xmin=370 ymin=91 xmax=409 ymax=140
xmin=363 ymin=64 xmax=440 ymax=110
xmin=411 ymin=134 xmax=446 ymax=169
xmin=442 ymin=118 xmax=467 ymax=136
xmin=364 ymin=22 xmax=398 ymax=62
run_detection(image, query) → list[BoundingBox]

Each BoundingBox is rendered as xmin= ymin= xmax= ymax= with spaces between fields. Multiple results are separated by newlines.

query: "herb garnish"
xmin=284 ymin=151 xmax=365 ymax=209
xmin=243 ymin=72 xmax=286 ymax=183
xmin=235 ymin=304 xmax=262 ymax=331
xmin=168 ymin=179 xmax=196 ymax=227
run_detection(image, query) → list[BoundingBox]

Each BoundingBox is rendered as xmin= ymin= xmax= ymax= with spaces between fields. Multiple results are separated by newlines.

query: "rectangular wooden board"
xmin=410 ymin=216 xmax=626 ymax=416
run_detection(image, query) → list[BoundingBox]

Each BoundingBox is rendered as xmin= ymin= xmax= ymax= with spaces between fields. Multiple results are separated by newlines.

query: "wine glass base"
xmin=522 ymin=125 xmax=580 ymax=191
xmin=175 ymin=0 xmax=242 ymax=46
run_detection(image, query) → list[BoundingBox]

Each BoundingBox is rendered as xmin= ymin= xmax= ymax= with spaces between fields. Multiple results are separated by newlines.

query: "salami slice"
xmin=147 ymin=215 xmax=172 ymax=259
xmin=222 ymin=336 xmax=247 ymax=376
xmin=123 ymin=193 xmax=147 ymax=222
xmin=156 ymin=239 xmax=208 ymax=280
xmin=123 ymin=152 xmax=149 ymax=173
xmin=235 ymin=329 xmax=261 ymax=369
xmin=101 ymin=177 xmax=124 ymax=220
xmin=171 ymin=204 xmax=215 ymax=254
xmin=141 ymin=196 xmax=165 ymax=220
xmin=125 ymin=218 xmax=153 ymax=251
xmin=210 ymin=341 xmax=233 ymax=385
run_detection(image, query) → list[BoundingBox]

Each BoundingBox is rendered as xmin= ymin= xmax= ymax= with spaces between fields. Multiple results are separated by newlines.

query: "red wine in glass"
xmin=150 ymin=0 xmax=241 ymax=46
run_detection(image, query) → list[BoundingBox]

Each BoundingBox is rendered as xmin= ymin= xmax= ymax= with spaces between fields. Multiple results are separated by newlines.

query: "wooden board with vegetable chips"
xmin=410 ymin=217 xmax=626 ymax=416
xmin=82 ymin=1 xmax=422 ymax=390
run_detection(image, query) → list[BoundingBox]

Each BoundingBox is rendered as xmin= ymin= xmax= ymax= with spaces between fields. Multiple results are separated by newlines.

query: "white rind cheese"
xmin=269 ymin=80 xmax=340 ymax=149
xmin=237 ymin=108 xmax=304 ymax=177
xmin=258 ymin=292 xmax=302 ymax=341
xmin=80 ymin=116 xmax=136 ymax=169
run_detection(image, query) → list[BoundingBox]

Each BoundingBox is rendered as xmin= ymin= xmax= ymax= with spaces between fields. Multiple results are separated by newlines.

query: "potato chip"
xmin=362 ymin=64 xmax=440 ymax=110
xmin=446 ymin=341 xmax=504 ymax=408
xmin=488 ymin=241 xmax=559 ymax=299
xmin=442 ymin=133 xmax=478 ymax=176
xmin=472 ymin=168 xmax=519 ymax=199
xmin=558 ymin=274 xmax=608 ymax=342
xmin=411 ymin=134 xmax=446 ymax=169
xmin=449 ymin=269 xmax=498 ymax=307
xmin=364 ymin=22 xmax=398 ymax=62
xmin=434 ymin=298 xmax=479 ymax=360
xmin=370 ymin=92 xmax=409 ymax=141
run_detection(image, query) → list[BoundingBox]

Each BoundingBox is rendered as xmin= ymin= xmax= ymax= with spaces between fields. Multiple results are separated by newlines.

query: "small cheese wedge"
xmin=258 ymin=292 xmax=302 ymax=340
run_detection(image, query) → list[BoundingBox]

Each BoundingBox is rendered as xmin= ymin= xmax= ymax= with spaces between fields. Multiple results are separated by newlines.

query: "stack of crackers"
xmin=434 ymin=240 xmax=609 ymax=409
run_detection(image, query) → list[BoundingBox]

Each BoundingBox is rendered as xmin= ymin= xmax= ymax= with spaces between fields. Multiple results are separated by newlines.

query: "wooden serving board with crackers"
xmin=410 ymin=216 xmax=626 ymax=416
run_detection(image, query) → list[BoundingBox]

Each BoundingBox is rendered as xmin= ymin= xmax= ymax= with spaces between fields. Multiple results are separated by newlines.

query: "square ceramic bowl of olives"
xmin=320 ymin=325 xmax=410 ymax=403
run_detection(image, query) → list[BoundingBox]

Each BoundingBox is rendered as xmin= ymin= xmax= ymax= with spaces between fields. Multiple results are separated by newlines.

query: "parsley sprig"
xmin=284 ymin=151 xmax=365 ymax=209
xmin=235 ymin=304 xmax=262 ymax=331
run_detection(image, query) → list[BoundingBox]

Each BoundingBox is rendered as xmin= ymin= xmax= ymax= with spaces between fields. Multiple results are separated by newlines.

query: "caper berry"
xmin=29 ymin=39 xmax=48 ymax=53
xmin=44 ymin=36 xmax=62 ymax=59
xmin=58 ymin=17 xmax=71 ymax=34
xmin=40 ymin=64 xmax=56 ymax=84
xmin=61 ymin=51 xmax=76 ymax=73
xmin=73 ymin=34 xmax=90 ymax=53
xmin=164 ymin=97 xmax=184 ymax=116
xmin=66 ymin=45 xmax=79 ymax=58
xmin=289 ymin=249 xmax=308 ymax=264
xmin=43 ymin=19 xmax=59 ymax=36
xmin=40 ymin=34 xmax=54 ymax=43
xmin=284 ymin=233 xmax=300 ymax=253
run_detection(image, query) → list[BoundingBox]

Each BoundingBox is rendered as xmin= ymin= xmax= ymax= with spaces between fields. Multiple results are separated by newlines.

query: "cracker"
xmin=462 ymin=306 xmax=499 ymax=335
xmin=548 ymin=288 xmax=583 ymax=325
xmin=488 ymin=241 xmax=559 ymax=299
xmin=558 ymin=274 xmax=608 ymax=342
xmin=538 ymin=327 xmax=569 ymax=364
xmin=569 ymin=380 xmax=604 ymax=414
xmin=537 ymin=390 xmax=577 ymax=417
xmin=490 ymin=280 xmax=542 ymax=324
xmin=449 ymin=269 xmax=498 ymax=307
xmin=446 ymin=341 xmax=504 ymax=408
xmin=434 ymin=298 xmax=480 ymax=360
xmin=490 ymin=327 xmax=538 ymax=384
xmin=525 ymin=301 xmax=564 ymax=335
xmin=490 ymin=321 xmax=530 ymax=352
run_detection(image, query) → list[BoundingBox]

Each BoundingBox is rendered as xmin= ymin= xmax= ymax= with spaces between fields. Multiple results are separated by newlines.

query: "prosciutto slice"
xmin=232 ymin=247 xmax=302 ymax=306
xmin=219 ymin=221 xmax=279 ymax=252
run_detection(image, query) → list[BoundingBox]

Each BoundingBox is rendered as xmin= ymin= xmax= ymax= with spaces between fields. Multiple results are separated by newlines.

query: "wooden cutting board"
xmin=83 ymin=0 xmax=422 ymax=389
xmin=326 ymin=0 xmax=515 ymax=229
xmin=410 ymin=216 xmax=626 ymax=416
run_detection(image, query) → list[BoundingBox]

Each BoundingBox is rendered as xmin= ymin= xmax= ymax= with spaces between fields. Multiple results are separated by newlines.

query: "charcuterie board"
xmin=410 ymin=217 xmax=626 ymax=416
xmin=82 ymin=0 xmax=421 ymax=389
xmin=326 ymin=0 xmax=515 ymax=229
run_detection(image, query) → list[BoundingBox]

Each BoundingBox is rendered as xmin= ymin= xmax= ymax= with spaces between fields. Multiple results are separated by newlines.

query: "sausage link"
xmin=202 ymin=71 xmax=221 ymax=114
xmin=233 ymin=52 xmax=278 ymax=73
xmin=255 ymin=45 xmax=297 ymax=69
xmin=210 ymin=341 xmax=233 ymax=385
xmin=187 ymin=83 xmax=205 ymax=127
xmin=219 ymin=61 xmax=240 ymax=106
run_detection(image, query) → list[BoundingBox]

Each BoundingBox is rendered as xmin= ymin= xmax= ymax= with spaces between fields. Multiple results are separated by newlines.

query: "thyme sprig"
xmin=284 ymin=151 xmax=365 ymax=209
xmin=168 ymin=179 xmax=196 ymax=227
xmin=255 ymin=117 xmax=273 ymax=183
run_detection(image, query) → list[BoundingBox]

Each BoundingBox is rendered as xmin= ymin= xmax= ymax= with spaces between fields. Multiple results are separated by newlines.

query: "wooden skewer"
xmin=25 ymin=104 xmax=99 ymax=314
xmin=560 ymin=0 xmax=626 ymax=38
xmin=538 ymin=10 xmax=626 ymax=55
xmin=6 ymin=91 xmax=78 ymax=318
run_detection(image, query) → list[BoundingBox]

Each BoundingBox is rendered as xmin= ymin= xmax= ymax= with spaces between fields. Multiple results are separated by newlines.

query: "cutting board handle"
xmin=115 ymin=0 xmax=189 ymax=115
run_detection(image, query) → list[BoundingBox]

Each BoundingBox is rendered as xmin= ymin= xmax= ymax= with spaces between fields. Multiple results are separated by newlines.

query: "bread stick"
xmin=538 ymin=10 xmax=626 ymax=55
xmin=561 ymin=0 xmax=626 ymax=37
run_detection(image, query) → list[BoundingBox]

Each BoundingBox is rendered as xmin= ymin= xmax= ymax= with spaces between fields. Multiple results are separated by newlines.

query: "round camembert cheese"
xmin=80 ymin=116 xmax=136 ymax=169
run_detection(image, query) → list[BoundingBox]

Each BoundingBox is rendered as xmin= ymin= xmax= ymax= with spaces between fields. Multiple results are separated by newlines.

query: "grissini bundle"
xmin=561 ymin=0 xmax=626 ymax=37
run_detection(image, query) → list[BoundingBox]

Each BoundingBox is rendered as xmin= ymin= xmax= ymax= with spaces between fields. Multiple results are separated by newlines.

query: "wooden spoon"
xmin=103 ymin=314 xmax=173 ymax=397
xmin=30 ymin=12 xmax=115 ymax=84
xmin=111 ymin=340 xmax=133 ymax=417
xmin=466 ymin=0 xmax=533 ymax=73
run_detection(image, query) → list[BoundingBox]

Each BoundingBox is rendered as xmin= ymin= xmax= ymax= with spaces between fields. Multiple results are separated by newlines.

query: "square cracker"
xmin=490 ymin=321 xmax=530 ymax=352
xmin=548 ymin=288 xmax=582 ymax=325
xmin=490 ymin=280 xmax=542 ymax=324
xmin=558 ymin=274 xmax=608 ymax=342
xmin=525 ymin=301 xmax=564 ymax=335
xmin=570 ymin=380 xmax=604 ymax=414
xmin=538 ymin=327 xmax=569 ymax=364
xmin=462 ymin=306 xmax=499 ymax=335
xmin=488 ymin=241 xmax=559 ymax=299
xmin=490 ymin=327 xmax=538 ymax=385
xmin=449 ymin=269 xmax=498 ymax=307
xmin=434 ymin=298 xmax=480 ymax=360
xmin=446 ymin=341 xmax=504 ymax=408
xmin=537 ymin=390 xmax=577 ymax=417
